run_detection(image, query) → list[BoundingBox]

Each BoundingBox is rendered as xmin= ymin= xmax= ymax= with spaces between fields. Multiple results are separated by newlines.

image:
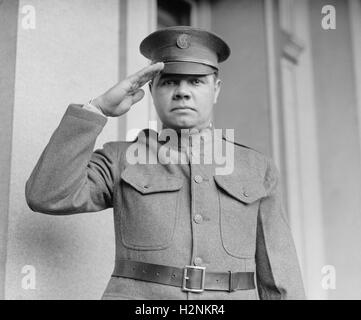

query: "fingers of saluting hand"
xmin=123 ymin=62 xmax=164 ymax=93
xmin=95 ymin=62 xmax=164 ymax=117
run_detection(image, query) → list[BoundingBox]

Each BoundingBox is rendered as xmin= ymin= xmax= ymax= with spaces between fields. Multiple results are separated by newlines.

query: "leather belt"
xmin=112 ymin=259 xmax=255 ymax=293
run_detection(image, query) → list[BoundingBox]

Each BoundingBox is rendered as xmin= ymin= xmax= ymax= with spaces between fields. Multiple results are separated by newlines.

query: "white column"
xmin=125 ymin=0 xmax=157 ymax=140
xmin=291 ymin=0 xmax=326 ymax=299
xmin=264 ymin=0 xmax=282 ymax=170
xmin=269 ymin=0 xmax=326 ymax=299
xmin=349 ymin=0 xmax=361 ymax=158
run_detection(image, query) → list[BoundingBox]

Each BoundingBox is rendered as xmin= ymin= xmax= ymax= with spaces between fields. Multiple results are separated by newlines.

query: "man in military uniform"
xmin=25 ymin=26 xmax=305 ymax=300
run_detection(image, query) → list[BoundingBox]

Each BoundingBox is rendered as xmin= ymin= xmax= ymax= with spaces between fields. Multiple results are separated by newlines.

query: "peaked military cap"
xmin=140 ymin=26 xmax=231 ymax=75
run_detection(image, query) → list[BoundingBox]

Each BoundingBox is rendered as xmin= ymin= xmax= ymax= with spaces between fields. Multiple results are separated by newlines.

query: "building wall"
xmin=211 ymin=0 xmax=272 ymax=155
xmin=310 ymin=0 xmax=361 ymax=299
xmin=212 ymin=0 xmax=361 ymax=299
xmin=4 ymin=0 xmax=122 ymax=299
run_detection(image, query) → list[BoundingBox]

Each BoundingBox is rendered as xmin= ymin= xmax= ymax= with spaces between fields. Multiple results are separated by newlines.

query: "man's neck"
xmin=161 ymin=121 xmax=213 ymax=134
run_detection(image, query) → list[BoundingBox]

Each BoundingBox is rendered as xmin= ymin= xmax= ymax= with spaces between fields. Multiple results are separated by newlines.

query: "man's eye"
xmin=163 ymin=80 xmax=175 ymax=85
xmin=191 ymin=79 xmax=202 ymax=85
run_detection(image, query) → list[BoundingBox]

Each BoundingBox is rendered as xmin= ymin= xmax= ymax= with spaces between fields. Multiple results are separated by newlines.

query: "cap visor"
xmin=162 ymin=61 xmax=217 ymax=75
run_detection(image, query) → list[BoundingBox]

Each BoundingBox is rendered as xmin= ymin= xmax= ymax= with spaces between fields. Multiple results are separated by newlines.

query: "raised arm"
xmin=25 ymin=63 xmax=164 ymax=215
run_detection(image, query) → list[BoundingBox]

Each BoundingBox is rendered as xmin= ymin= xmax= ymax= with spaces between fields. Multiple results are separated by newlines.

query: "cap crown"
xmin=140 ymin=26 xmax=231 ymax=74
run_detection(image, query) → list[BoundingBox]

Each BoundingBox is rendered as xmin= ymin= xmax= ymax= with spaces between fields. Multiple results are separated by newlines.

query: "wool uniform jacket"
xmin=25 ymin=104 xmax=306 ymax=300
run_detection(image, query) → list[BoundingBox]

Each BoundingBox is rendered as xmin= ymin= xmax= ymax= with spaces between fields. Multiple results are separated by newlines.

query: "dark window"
xmin=157 ymin=0 xmax=192 ymax=28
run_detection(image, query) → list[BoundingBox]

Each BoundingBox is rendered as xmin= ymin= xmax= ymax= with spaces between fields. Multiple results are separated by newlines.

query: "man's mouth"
xmin=171 ymin=106 xmax=196 ymax=111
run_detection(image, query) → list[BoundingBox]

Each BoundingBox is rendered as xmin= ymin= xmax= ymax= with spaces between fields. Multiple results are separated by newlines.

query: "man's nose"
xmin=173 ymin=81 xmax=191 ymax=100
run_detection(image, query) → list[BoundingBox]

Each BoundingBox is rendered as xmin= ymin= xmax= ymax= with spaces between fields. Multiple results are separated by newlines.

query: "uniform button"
xmin=243 ymin=190 xmax=249 ymax=197
xmin=193 ymin=214 xmax=203 ymax=224
xmin=194 ymin=175 xmax=203 ymax=183
xmin=194 ymin=257 xmax=203 ymax=266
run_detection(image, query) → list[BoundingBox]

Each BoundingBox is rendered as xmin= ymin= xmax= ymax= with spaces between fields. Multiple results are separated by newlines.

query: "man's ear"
xmin=213 ymin=79 xmax=221 ymax=104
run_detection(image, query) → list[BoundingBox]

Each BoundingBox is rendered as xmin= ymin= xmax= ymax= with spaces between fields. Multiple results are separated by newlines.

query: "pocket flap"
xmin=214 ymin=175 xmax=266 ymax=204
xmin=121 ymin=167 xmax=183 ymax=194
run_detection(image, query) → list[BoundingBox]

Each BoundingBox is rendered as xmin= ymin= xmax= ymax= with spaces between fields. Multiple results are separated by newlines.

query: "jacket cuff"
xmin=65 ymin=104 xmax=108 ymax=127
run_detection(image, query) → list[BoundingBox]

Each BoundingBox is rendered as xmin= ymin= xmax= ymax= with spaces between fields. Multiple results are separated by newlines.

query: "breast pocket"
xmin=120 ymin=167 xmax=183 ymax=250
xmin=214 ymin=175 xmax=266 ymax=258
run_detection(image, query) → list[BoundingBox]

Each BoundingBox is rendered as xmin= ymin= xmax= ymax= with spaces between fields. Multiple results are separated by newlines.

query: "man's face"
xmin=150 ymin=73 xmax=221 ymax=131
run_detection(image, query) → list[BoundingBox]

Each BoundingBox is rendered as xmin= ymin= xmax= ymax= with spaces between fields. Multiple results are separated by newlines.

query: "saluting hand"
xmin=92 ymin=62 xmax=164 ymax=117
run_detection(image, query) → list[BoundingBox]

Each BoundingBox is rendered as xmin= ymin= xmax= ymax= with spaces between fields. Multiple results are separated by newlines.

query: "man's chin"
xmin=163 ymin=119 xmax=197 ymax=130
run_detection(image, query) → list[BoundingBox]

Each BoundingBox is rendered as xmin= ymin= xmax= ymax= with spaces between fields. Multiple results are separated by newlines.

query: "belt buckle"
xmin=182 ymin=265 xmax=206 ymax=293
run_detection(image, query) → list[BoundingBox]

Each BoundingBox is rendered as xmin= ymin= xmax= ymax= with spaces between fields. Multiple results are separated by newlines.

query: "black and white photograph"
xmin=1 ymin=0 xmax=361 ymax=303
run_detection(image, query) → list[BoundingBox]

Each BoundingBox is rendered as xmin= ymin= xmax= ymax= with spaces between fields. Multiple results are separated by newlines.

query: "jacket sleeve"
xmin=255 ymin=158 xmax=306 ymax=299
xmin=25 ymin=104 xmax=119 ymax=215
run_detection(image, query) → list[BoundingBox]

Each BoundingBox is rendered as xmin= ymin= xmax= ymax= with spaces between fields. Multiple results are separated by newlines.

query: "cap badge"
xmin=176 ymin=34 xmax=190 ymax=49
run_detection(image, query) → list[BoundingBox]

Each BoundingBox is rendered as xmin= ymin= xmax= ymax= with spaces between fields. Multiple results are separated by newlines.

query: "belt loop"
xmin=228 ymin=271 xmax=235 ymax=293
